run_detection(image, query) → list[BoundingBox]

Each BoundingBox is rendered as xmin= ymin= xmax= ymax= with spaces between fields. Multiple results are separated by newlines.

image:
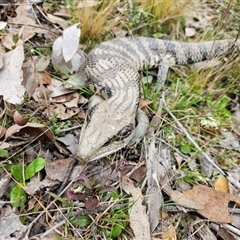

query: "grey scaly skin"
xmin=76 ymin=37 xmax=240 ymax=162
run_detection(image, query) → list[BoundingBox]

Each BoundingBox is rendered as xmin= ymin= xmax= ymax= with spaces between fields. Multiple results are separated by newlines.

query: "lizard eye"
xmin=86 ymin=105 xmax=97 ymax=124
xmin=115 ymin=124 xmax=133 ymax=140
xmin=102 ymin=124 xmax=133 ymax=147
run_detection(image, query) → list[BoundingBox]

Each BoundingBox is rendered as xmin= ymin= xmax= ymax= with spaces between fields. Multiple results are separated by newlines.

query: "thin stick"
xmin=18 ymin=164 xmax=87 ymax=240
xmin=161 ymin=91 xmax=225 ymax=175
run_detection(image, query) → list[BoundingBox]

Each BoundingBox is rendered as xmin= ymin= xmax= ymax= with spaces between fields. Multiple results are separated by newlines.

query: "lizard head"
xmin=76 ymin=100 xmax=135 ymax=163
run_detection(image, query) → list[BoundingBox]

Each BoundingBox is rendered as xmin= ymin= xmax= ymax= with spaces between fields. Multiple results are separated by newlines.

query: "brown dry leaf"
xmin=46 ymin=13 xmax=69 ymax=29
xmin=229 ymin=194 xmax=240 ymax=205
xmin=1 ymin=34 xmax=15 ymax=50
xmin=162 ymin=183 xmax=204 ymax=210
xmin=130 ymin=166 xmax=147 ymax=183
xmin=27 ymin=198 xmax=37 ymax=212
xmin=8 ymin=5 xmax=38 ymax=41
xmin=47 ymin=79 xmax=76 ymax=98
xmin=170 ymin=189 xmax=204 ymax=210
xmin=64 ymin=92 xmax=80 ymax=108
xmin=52 ymin=95 xmax=70 ymax=103
xmin=38 ymin=72 xmax=52 ymax=85
xmin=53 ymin=9 xmax=71 ymax=18
xmin=0 ymin=126 xmax=6 ymax=139
xmin=52 ymin=104 xmax=79 ymax=120
xmin=32 ymin=85 xmax=51 ymax=104
xmin=57 ymin=133 xmax=79 ymax=154
xmin=45 ymin=158 xmax=84 ymax=182
xmin=213 ymin=176 xmax=229 ymax=193
xmin=4 ymin=102 xmax=17 ymax=116
xmin=184 ymin=184 xmax=240 ymax=223
xmin=13 ymin=111 xmax=28 ymax=126
xmin=1 ymin=122 xmax=62 ymax=152
xmin=121 ymin=176 xmax=151 ymax=240
xmin=52 ymin=92 xmax=79 ymax=107
xmin=161 ymin=224 xmax=177 ymax=240
xmin=22 ymin=58 xmax=39 ymax=97
xmin=46 ymin=159 xmax=71 ymax=182
xmin=78 ymin=109 xmax=86 ymax=120
xmin=139 ymin=98 xmax=153 ymax=109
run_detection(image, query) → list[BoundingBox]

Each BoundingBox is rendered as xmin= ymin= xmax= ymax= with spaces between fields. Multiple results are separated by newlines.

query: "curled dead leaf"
xmin=1 ymin=122 xmax=62 ymax=152
xmin=4 ymin=101 xmax=17 ymax=117
xmin=13 ymin=111 xmax=28 ymax=126
xmin=0 ymin=126 xmax=6 ymax=139
xmin=46 ymin=13 xmax=69 ymax=29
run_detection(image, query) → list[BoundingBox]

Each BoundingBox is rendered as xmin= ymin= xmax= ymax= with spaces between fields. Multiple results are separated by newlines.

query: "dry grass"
xmin=75 ymin=0 xmax=122 ymax=43
xmin=136 ymin=0 xmax=188 ymax=22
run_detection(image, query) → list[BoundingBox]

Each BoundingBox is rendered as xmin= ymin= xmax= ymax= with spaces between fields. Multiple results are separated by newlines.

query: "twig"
xmin=161 ymin=91 xmax=225 ymax=176
xmin=18 ymin=164 xmax=87 ymax=240
xmin=35 ymin=5 xmax=63 ymax=32
xmin=39 ymin=203 xmax=128 ymax=239
xmin=39 ymin=219 xmax=66 ymax=240
xmin=53 ymin=203 xmax=128 ymax=221
xmin=211 ymin=222 xmax=240 ymax=237
xmin=222 ymin=223 xmax=240 ymax=237
xmin=57 ymin=125 xmax=81 ymax=133
xmin=30 ymin=4 xmax=43 ymax=28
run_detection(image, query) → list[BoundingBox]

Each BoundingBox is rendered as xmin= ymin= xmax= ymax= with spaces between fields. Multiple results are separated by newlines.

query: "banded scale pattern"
xmin=76 ymin=37 xmax=240 ymax=162
xmin=87 ymin=37 xmax=240 ymax=68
